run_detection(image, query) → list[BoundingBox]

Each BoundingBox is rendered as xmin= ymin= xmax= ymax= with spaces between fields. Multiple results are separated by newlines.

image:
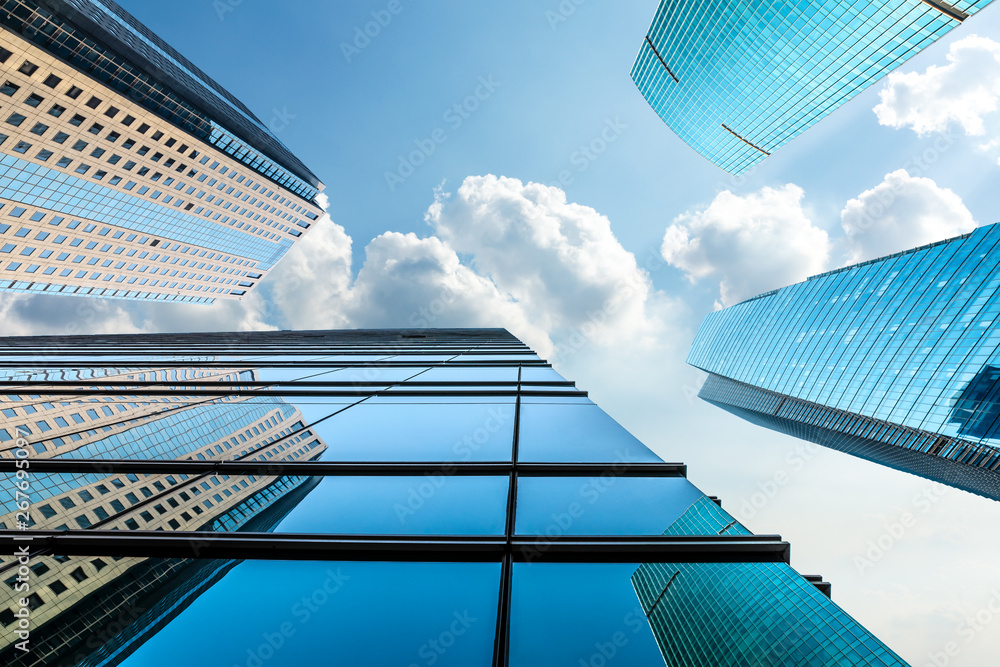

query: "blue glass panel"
xmin=518 ymin=403 xmax=661 ymax=462
xmin=274 ymin=476 xmax=509 ymax=535
xmin=313 ymin=402 xmax=515 ymax=462
xmin=515 ymin=478 xmax=703 ymax=536
xmin=118 ymin=560 xmax=499 ymax=667
xmin=509 ymin=563 xmax=664 ymax=666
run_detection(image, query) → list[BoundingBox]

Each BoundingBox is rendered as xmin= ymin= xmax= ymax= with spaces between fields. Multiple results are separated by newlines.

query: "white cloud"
xmin=342 ymin=230 xmax=550 ymax=350
xmin=874 ymin=35 xmax=1000 ymax=136
xmin=0 ymin=294 xmax=140 ymax=337
xmin=840 ymin=169 xmax=976 ymax=264
xmin=0 ymin=177 xmax=679 ymax=363
xmin=427 ymin=175 xmax=674 ymax=354
xmin=661 ymin=185 xmax=830 ymax=307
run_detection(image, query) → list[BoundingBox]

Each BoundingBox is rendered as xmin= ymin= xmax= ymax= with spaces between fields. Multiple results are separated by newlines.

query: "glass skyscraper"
xmin=632 ymin=0 xmax=995 ymax=174
xmin=689 ymin=222 xmax=1000 ymax=501
xmin=0 ymin=0 xmax=324 ymax=304
xmin=0 ymin=329 xmax=904 ymax=665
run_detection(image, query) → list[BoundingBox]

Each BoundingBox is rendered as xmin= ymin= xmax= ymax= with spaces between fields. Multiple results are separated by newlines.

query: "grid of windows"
xmin=0 ymin=0 xmax=321 ymax=201
xmin=633 ymin=497 xmax=906 ymax=665
xmin=0 ymin=2 xmax=324 ymax=302
xmin=689 ymin=222 xmax=1000 ymax=500
xmin=632 ymin=0 xmax=994 ymax=174
xmin=0 ymin=329 xmax=902 ymax=666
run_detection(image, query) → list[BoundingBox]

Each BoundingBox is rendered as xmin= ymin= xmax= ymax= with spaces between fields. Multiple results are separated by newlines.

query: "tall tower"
xmin=1 ymin=329 xmax=905 ymax=666
xmin=632 ymin=0 xmax=994 ymax=173
xmin=689 ymin=223 xmax=1000 ymax=501
xmin=0 ymin=0 xmax=324 ymax=303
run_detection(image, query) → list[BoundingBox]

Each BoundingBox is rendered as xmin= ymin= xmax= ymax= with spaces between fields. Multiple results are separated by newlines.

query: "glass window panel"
xmin=509 ymin=563 xmax=663 ymax=666
xmin=313 ymin=402 xmax=514 ymax=461
xmin=2 ymin=557 xmax=499 ymax=667
xmin=520 ymin=366 xmax=570 ymax=382
xmin=274 ymin=476 xmax=509 ymax=535
xmin=416 ymin=366 xmax=519 ymax=382
xmin=515 ymin=477 xmax=703 ymax=536
xmin=5 ymin=474 xmax=509 ymax=536
xmin=518 ymin=403 xmax=661 ymax=462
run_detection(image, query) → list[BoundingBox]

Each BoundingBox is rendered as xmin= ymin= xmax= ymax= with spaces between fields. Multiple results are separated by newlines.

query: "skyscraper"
xmin=688 ymin=222 xmax=1000 ymax=501
xmin=1 ymin=329 xmax=905 ymax=666
xmin=632 ymin=0 xmax=995 ymax=174
xmin=0 ymin=0 xmax=324 ymax=304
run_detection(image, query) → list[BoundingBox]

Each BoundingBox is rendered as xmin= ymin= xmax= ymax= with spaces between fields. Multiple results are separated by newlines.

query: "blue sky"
xmin=11 ymin=0 xmax=1000 ymax=664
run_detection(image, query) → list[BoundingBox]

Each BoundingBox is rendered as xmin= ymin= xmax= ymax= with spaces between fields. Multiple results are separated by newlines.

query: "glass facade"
xmin=633 ymin=498 xmax=904 ymax=666
xmin=0 ymin=329 xmax=902 ymax=665
xmin=689 ymin=222 xmax=1000 ymax=500
xmin=632 ymin=0 xmax=995 ymax=174
xmin=0 ymin=0 xmax=324 ymax=302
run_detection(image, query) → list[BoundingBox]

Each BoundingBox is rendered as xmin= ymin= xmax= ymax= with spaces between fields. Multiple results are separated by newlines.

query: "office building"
xmin=0 ymin=0 xmax=324 ymax=304
xmin=689 ymin=222 xmax=1000 ymax=501
xmin=1 ymin=329 xmax=904 ymax=665
xmin=632 ymin=0 xmax=995 ymax=174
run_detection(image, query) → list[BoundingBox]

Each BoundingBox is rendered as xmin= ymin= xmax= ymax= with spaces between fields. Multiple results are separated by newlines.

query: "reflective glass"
xmin=515 ymin=477 xmax=703 ymax=536
xmin=2 ymin=474 xmax=509 ymax=536
xmin=313 ymin=401 xmax=514 ymax=462
xmin=517 ymin=403 xmax=661 ymax=462
xmin=509 ymin=563 xmax=664 ymax=666
xmin=0 ymin=558 xmax=500 ymax=667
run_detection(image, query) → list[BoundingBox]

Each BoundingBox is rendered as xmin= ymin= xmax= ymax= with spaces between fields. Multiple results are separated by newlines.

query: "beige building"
xmin=0 ymin=0 xmax=325 ymax=304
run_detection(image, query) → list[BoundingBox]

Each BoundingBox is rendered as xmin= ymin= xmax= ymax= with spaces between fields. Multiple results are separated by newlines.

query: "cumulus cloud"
xmin=874 ymin=35 xmax=1000 ymax=136
xmin=840 ymin=170 xmax=976 ymax=264
xmin=0 ymin=294 xmax=140 ymax=337
xmin=662 ymin=185 xmax=830 ymax=307
xmin=427 ymin=176 xmax=673 ymax=352
xmin=0 ymin=177 xmax=684 ymax=369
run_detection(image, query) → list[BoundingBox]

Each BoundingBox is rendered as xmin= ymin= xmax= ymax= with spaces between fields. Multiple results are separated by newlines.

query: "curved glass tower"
xmin=689 ymin=222 xmax=1000 ymax=500
xmin=632 ymin=0 xmax=995 ymax=174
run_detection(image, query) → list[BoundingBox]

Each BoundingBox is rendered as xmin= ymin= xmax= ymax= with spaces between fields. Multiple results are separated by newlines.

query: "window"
xmin=56 ymin=157 xmax=72 ymax=168
xmin=48 ymin=580 xmax=68 ymax=595
xmin=137 ymin=123 xmax=150 ymax=133
xmin=25 ymin=93 xmax=43 ymax=107
xmin=69 ymin=114 xmax=85 ymax=126
xmin=43 ymin=74 xmax=61 ymax=88
xmin=88 ymin=123 xmax=103 ymax=135
xmin=30 ymin=122 xmax=48 ymax=136
xmin=53 ymin=131 xmax=70 ymax=144
xmin=151 ymin=131 xmax=164 ymax=141
xmin=85 ymin=96 xmax=101 ymax=109
xmin=121 ymin=114 xmax=135 ymax=126
xmin=72 ymin=140 xmax=87 ymax=151
xmin=12 ymin=141 xmax=30 ymax=154
xmin=65 ymin=85 xmax=83 ymax=99
xmin=17 ymin=61 xmax=38 ymax=76
xmin=104 ymin=106 xmax=119 ymax=118
xmin=0 ymin=47 xmax=10 ymax=63
xmin=0 ymin=81 xmax=20 ymax=96
xmin=6 ymin=113 xmax=26 ymax=127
